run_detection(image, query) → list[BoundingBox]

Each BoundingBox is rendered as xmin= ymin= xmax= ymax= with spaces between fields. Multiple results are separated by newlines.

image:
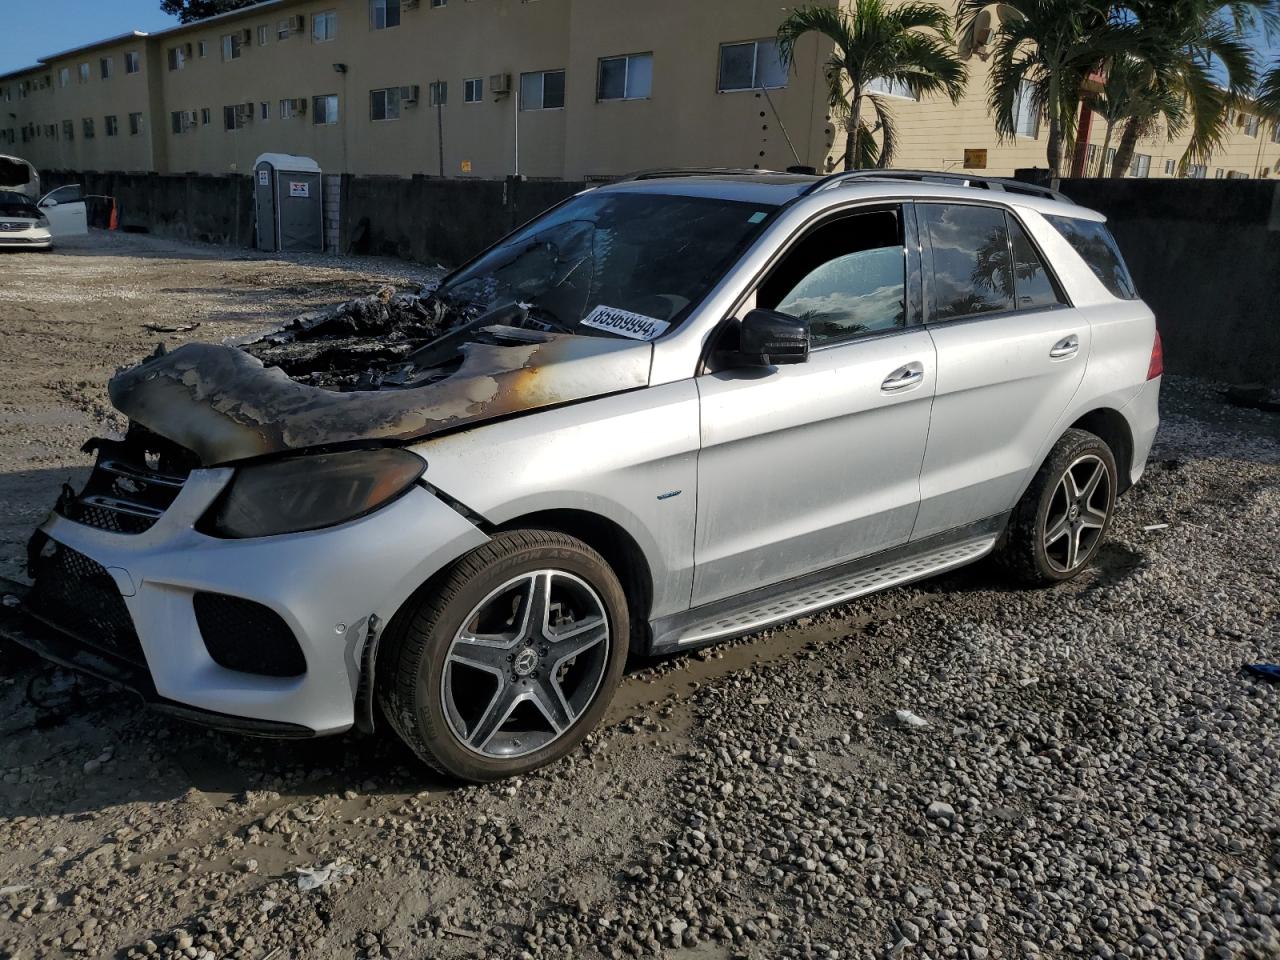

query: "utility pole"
xmin=435 ymin=79 xmax=445 ymax=178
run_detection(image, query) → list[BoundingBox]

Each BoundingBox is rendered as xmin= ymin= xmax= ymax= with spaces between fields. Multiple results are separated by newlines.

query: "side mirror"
xmin=41 ymin=199 xmax=57 ymax=208
xmin=738 ymin=308 xmax=810 ymax=367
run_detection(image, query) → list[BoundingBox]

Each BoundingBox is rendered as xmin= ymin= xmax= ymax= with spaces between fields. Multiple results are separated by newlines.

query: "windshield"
xmin=436 ymin=192 xmax=776 ymax=340
xmin=0 ymin=192 xmax=38 ymax=219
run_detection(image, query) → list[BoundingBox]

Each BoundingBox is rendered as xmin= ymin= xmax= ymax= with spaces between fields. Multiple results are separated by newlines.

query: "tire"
xmin=377 ymin=529 xmax=629 ymax=782
xmin=999 ymin=428 xmax=1118 ymax=586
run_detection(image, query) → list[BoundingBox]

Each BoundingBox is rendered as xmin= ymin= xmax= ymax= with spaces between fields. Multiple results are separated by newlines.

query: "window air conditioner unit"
xmin=400 ymin=85 xmax=419 ymax=104
xmin=403 ymin=0 xmax=420 ymax=8
xmin=489 ymin=73 xmax=511 ymax=95
xmin=294 ymin=97 xmax=308 ymax=114
xmin=289 ymin=15 xmax=305 ymax=31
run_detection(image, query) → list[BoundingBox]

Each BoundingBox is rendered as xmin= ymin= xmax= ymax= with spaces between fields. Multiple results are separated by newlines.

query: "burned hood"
xmin=108 ymin=330 xmax=652 ymax=466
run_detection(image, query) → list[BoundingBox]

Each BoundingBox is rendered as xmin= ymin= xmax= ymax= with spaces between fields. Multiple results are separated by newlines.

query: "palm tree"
xmin=1107 ymin=0 xmax=1267 ymax=178
xmin=957 ymin=0 xmax=1122 ymax=174
xmin=1253 ymin=59 xmax=1280 ymax=137
xmin=1089 ymin=56 xmax=1153 ymax=174
xmin=776 ymin=1 xmax=968 ymax=171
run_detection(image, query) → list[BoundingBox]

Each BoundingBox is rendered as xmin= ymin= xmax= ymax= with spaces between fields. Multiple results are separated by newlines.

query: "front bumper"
xmin=16 ymin=468 xmax=488 ymax=736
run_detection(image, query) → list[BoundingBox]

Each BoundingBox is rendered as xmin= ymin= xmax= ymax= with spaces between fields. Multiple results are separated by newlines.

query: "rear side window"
xmin=1045 ymin=215 xmax=1139 ymax=300
xmin=920 ymin=203 xmax=1014 ymax=320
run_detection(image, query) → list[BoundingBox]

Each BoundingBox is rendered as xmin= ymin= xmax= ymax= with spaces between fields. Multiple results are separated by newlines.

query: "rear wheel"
xmin=999 ymin=428 xmax=1117 ymax=585
xmin=377 ymin=529 xmax=629 ymax=782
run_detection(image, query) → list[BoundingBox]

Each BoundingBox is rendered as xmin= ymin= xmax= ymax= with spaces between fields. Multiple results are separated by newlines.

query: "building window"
xmin=431 ymin=0 xmax=447 ymax=6
xmin=258 ymin=101 xmax=269 ymax=120
xmin=278 ymin=19 xmax=291 ymax=40
xmin=717 ymin=39 xmax=787 ymax=92
xmin=370 ymin=0 xmax=401 ymax=30
xmin=125 ymin=51 xmax=141 ymax=74
xmin=59 ymin=67 xmax=70 ymax=87
xmin=257 ymin=24 xmax=269 ymax=45
xmin=222 ymin=34 xmax=243 ymax=61
xmin=1129 ymin=153 xmax=1151 ymax=178
xmin=168 ymin=46 xmax=186 ymax=71
xmin=82 ymin=117 xmax=95 ymax=138
xmin=371 ymin=87 xmax=401 ymax=120
xmin=198 ymin=40 xmax=208 ymax=58
xmin=1013 ymin=82 xmax=1040 ymax=137
xmin=464 ymin=77 xmax=483 ymax=103
xmin=314 ymin=11 xmax=337 ymax=42
xmin=280 ymin=98 xmax=297 ymax=119
xmin=520 ymin=69 xmax=566 ymax=110
xmin=100 ymin=57 xmax=113 ymax=80
xmin=78 ymin=63 xmax=90 ymax=84
xmin=105 ymin=115 xmax=119 ymax=136
xmin=597 ymin=52 xmax=653 ymax=101
xmin=1106 ymin=147 xmax=1117 ymax=173
xmin=1243 ymin=113 xmax=1260 ymax=137
xmin=867 ymin=76 xmax=917 ymax=100
xmin=172 ymin=111 xmax=184 ymax=134
xmin=1163 ymin=159 xmax=1175 ymax=176
xmin=63 ymin=119 xmax=74 ymax=141
xmin=201 ymin=107 xmax=211 ymax=125
xmin=129 ymin=112 xmax=143 ymax=135
xmin=313 ymin=94 xmax=340 ymax=124
xmin=1185 ymin=164 xmax=1206 ymax=179
xmin=429 ymin=80 xmax=447 ymax=106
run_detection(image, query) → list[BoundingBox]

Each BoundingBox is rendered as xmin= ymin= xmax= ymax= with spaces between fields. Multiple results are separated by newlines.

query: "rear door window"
xmin=1007 ymin=214 xmax=1067 ymax=310
xmin=1045 ymin=215 xmax=1139 ymax=300
xmin=920 ymin=203 xmax=1015 ymax=320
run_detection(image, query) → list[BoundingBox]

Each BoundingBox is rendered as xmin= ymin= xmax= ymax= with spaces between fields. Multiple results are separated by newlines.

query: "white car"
xmin=0 ymin=190 xmax=53 ymax=250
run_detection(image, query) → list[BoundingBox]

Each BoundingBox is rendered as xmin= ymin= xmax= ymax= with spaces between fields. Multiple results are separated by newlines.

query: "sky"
xmin=0 ymin=0 xmax=1275 ymax=77
xmin=0 ymin=0 xmax=180 ymax=75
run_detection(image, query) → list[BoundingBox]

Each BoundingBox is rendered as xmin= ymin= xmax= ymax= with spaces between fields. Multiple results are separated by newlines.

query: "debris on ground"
xmin=1224 ymin=382 xmax=1280 ymax=412
xmin=1244 ymin=663 xmax=1280 ymax=682
xmin=142 ymin=321 xmax=201 ymax=334
xmin=893 ymin=708 xmax=930 ymax=729
xmin=295 ymin=861 xmax=355 ymax=892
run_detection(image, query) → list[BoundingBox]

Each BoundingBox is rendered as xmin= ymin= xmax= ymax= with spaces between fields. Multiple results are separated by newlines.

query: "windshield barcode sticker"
xmin=580 ymin=305 xmax=670 ymax=341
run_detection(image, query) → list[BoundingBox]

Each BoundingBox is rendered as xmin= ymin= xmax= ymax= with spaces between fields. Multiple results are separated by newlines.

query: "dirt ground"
xmin=0 ymin=232 xmax=1277 ymax=960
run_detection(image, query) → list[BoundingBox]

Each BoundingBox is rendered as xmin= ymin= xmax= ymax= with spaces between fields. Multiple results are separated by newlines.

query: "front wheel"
xmin=377 ymin=529 xmax=629 ymax=782
xmin=999 ymin=428 xmax=1117 ymax=585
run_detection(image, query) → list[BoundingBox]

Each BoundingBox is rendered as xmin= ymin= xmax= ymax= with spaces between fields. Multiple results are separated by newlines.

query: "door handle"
xmin=881 ymin=362 xmax=925 ymax=392
xmin=1050 ymin=334 xmax=1080 ymax=359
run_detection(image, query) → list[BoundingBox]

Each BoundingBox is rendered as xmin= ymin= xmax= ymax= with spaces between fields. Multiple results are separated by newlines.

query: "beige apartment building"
xmin=2 ymin=0 xmax=1278 ymax=182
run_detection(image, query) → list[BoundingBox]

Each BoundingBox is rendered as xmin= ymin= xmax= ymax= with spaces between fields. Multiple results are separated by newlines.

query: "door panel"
xmin=693 ymin=329 xmax=935 ymax=606
xmin=914 ymin=310 xmax=1089 ymax=538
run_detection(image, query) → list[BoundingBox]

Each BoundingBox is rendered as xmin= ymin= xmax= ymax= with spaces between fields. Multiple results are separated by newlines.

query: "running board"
xmin=649 ymin=523 xmax=1003 ymax=654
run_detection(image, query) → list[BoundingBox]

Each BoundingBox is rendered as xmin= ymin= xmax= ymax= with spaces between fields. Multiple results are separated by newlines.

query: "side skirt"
xmin=648 ymin=515 xmax=1008 ymax=655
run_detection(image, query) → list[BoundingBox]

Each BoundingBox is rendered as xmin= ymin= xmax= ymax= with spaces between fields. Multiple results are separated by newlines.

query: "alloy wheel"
xmin=1043 ymin=454 xmax=1112 ymax=573
xmin=441 ymin=570 xmax=610 ymax=759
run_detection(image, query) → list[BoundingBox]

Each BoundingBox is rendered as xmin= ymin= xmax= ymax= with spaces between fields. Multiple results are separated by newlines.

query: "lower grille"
xmin=27 ymin=542 xmax=146 ymax=666
xmin=194 ymin=593 xmax=307 ymax=678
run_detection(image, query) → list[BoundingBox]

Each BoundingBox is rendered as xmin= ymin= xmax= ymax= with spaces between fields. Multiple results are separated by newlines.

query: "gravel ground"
xmin=1 ymin=234 xmax=1278 ymax=960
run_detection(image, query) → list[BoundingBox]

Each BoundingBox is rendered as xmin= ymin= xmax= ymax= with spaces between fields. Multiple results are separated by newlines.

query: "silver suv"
xmin=8 ymin=170 xmax=1161 ymax=781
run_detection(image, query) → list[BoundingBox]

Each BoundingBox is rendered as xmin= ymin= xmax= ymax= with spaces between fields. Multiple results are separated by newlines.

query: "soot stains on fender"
xmin=107 ymin=289 xmax=651 ymax=466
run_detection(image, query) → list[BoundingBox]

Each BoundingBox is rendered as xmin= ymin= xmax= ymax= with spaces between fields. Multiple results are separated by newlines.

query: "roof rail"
xmin=614 ymin=167 xmax=790 ymax=183
xmin=803 ymin=169 xmax=1071 ymax=204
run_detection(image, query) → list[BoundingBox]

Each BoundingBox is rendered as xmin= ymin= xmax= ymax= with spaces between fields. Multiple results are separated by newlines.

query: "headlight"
xmin=36 ymin=216 xmax=50 ymax=228
xmin=206 ymin=448 xmax=425 ymax=539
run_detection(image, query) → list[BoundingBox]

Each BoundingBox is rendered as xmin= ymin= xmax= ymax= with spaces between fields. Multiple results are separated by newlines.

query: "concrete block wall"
xmin=322 ymin=175 xmax=342 ymax=254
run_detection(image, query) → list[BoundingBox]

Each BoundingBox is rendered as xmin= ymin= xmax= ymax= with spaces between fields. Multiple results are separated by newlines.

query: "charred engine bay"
xmin=239 ymin=285 xmax=453 ymax=390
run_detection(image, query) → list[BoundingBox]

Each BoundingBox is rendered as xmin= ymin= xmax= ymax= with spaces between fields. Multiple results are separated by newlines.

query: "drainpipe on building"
xmin=435 ymin=80 xmax=445 ymax=178
xmin=513 ymin=87 xmax=520 ymax=178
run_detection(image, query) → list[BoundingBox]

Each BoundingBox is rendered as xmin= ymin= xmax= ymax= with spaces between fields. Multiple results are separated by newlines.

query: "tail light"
xmin=1146 ymin=328 xmax=1163 ymax=380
